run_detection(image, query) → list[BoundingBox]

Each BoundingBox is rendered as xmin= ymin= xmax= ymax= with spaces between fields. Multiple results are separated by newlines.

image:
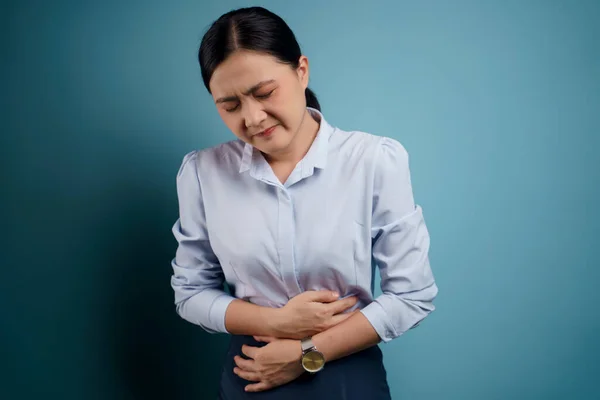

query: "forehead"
xmin=209 ymin=50 xmax=291 ymax=96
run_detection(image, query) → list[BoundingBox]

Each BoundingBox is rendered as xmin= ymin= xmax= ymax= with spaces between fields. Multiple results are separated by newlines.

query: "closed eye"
xmin=222 ymin=88 xmax=274 ymax=112
xmin=225 ymin=103 xmax=240 ymax=112
xmin=255 ymin=89 xmax=275 ymax=99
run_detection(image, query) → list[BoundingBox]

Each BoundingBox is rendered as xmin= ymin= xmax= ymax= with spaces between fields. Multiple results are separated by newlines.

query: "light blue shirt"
xmin=170 ymin=108 xmax=438 ymax=343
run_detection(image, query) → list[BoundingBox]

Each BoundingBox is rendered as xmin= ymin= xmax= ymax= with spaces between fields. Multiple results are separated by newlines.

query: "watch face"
xmin=302 ymin=350 xmax=325 ymax=373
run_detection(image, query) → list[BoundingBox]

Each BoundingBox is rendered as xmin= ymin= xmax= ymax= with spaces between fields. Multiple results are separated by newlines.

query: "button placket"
xmin=277 ymin=187 xmax=302 ymax=298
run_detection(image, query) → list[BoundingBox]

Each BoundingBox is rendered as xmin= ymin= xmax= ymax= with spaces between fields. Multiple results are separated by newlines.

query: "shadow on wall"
xmin=90 ymin=142 xmax=230 ymax=399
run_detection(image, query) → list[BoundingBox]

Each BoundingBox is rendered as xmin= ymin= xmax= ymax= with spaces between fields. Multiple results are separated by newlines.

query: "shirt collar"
xmin=239 ymin=142 xmax=253 ymax=173
xmin=238 ymin=107 xmax=333 ymax=174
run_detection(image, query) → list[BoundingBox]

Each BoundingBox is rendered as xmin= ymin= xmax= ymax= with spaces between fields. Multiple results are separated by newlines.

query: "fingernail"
xmin=332 ymin=292 xmax=339 ymax=297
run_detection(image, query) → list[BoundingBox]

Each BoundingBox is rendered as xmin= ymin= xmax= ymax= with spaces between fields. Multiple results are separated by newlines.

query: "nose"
xmin=242 ymin=100 xmax=267 ymax=129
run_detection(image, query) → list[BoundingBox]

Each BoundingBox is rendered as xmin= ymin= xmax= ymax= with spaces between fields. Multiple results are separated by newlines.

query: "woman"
xmin=170 ymin=6 xmax=438 ymax=399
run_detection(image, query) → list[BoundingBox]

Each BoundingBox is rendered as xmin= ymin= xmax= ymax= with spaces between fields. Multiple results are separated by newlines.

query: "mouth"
xmin=255 ymin=125 xmax=278 ymax=138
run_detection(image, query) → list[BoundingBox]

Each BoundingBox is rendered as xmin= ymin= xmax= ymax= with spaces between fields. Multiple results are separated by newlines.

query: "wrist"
xmin=293 ymin=339 xmax=303 ymax=361
xmin=311 ymin=331 xmax=334 ymax=362
xmin=300 ymin=336 xmax=326 ymax=373
xmin=263 ymin=306 xmax=286 ymax=337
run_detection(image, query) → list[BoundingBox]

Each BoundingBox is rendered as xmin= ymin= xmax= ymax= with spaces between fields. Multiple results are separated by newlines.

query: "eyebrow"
xmin=215 ymin=79 xmax=276 ymax=104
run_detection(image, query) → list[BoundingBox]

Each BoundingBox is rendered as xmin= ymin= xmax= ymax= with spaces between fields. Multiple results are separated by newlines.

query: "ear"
xmin=296 ymin=55 xmax=310 ymax=90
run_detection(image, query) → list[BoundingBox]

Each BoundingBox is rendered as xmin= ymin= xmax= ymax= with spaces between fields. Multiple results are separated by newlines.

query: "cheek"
xmin=218 ymin=110 xmax=245 ymax=136
xmin=266 ymin=89 xmax=301 ymax=128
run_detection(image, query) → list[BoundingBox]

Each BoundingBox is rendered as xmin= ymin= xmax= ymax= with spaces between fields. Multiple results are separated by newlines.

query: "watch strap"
xmin=301 ymin=337 xmax=315 ymax=353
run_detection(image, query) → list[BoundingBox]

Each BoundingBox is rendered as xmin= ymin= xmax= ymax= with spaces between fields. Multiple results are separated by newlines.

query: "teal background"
xmin=2 ymin=0 xmax=599 ymax=399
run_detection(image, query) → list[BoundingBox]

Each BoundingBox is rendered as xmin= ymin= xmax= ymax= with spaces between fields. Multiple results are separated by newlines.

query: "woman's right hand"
xmin=271 ymin=291 xmax=359 ymax=339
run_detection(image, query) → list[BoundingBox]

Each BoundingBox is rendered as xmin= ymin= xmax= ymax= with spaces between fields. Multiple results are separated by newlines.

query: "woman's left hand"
xmin=233 ymin=336 xmax=305 ymax=392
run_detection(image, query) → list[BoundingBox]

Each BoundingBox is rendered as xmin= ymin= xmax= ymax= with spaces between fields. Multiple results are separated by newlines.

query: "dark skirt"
xmin=218 ymin=335 xmax=392 ymax=399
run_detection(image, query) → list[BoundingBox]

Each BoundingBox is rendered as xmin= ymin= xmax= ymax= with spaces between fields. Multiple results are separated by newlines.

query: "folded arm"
xmin=315 ymin=137 xmax=438 ymax=359
xmin=171 ymin=151 xmax=285 ymax=337
xmin=313 ymin=205 xmax=438 ymax=361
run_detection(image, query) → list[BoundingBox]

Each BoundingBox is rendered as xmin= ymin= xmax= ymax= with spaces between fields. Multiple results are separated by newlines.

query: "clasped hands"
xmin=233 ymin=290 xmax=358 ymax=392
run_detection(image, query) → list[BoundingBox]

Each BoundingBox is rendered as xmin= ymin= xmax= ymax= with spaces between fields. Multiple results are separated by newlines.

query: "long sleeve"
xmin=170 ymin=151 xmax=235 ymax=334
xmin=360 ymin=137 xmax=438 ymax=343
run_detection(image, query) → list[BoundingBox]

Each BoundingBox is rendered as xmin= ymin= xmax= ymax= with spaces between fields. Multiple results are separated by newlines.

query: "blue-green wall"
xmin=3 ymin=0 xmax=599 ymax=399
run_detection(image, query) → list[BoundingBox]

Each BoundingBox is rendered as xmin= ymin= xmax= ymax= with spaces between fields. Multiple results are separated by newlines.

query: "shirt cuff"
xmin=180 ymin=289 xmax=236 ymax=334
xmin=360 ymin=299 xmax=397 ymax=343
xmin=360 ymin=289 xmax=436 ymax=343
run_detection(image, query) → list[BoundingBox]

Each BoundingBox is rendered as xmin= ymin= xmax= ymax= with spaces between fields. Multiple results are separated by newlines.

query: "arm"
xmin=171 ymin=151 xmax=236 ymax=333
xmin=171 ymin=152 xmax=285 ymax=336
xmin=313 ymin=137 xmax=438 ymax=358
xmin=312 ymin=310 xmax=379 ymax=361
xmin=318 ymin=137 xmax=437 ymax=353
xmin=225 ymin=290 xmax=360 ymax=338
xmin=224 ymin=299 xmax=282 ymax=336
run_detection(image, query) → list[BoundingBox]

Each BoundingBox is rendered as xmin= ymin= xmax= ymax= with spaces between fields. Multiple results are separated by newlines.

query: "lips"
xmin=255 ymin=125 xmax=277 ymax=137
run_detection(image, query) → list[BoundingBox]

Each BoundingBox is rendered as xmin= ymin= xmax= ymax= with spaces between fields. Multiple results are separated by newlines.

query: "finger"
xmin=301 ymin=290 xmax=340 ymax=303
xmin=245 ymin=382 xmax=271 ymax=392
xmin=253 ymin=336 xmax=276 ymax=343
xmin=234 ymin=355 xmax=257 ymax=371
xmin=241 ymin=344 xmax=259 ymax=360
xmin=233 ymin=367 xmax=261 ymax=382
xmin=328 ymin=309 xmax=360 ymax=326
xmin=327 ymin=296 xmax=359 ymax=314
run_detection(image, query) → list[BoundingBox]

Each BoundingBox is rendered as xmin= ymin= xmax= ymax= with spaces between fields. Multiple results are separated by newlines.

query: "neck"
xmin=264 ymin=109 xmax=320 ymax=166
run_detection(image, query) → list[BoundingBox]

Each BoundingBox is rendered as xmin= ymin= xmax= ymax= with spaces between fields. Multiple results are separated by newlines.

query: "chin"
xmin=257 ymin=142 xmax=285 ymax=156
xmin=254 ymin=134 xmax=292 ymax=153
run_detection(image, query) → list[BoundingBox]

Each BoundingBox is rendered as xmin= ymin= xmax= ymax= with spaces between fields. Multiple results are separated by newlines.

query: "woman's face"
xmin=209 ymin=50 xmax=310 ymax=157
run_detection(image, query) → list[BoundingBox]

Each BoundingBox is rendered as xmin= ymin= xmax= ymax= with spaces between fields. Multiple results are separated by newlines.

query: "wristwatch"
xmin=300 ymin=337 xmax=325 ymax=373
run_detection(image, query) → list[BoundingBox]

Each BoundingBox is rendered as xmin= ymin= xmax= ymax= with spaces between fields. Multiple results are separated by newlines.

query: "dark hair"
xmin=198 ymin=6 xmax=321 ymax=111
